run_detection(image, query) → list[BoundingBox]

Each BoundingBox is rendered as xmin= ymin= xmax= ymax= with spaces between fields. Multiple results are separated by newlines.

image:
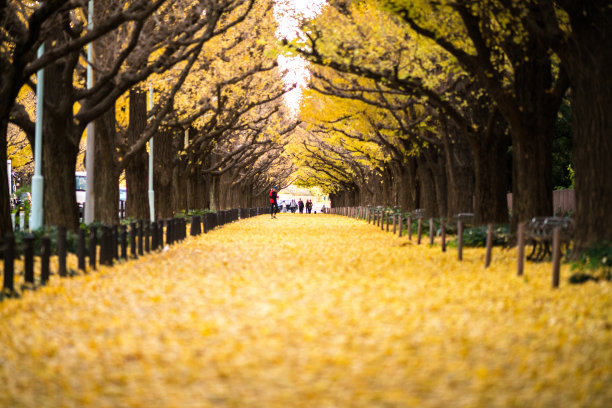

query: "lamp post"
xmin=84 ymin=0 xmax=95 ymax=223
xmin=29 ymin=43 xmax=45 ymax=230
xmin=148 ymin=84 xmax=155 ymax=223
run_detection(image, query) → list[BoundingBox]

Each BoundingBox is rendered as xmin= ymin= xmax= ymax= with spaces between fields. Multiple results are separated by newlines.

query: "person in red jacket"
xmin=269 ymin=186 xmax=278 ymax=218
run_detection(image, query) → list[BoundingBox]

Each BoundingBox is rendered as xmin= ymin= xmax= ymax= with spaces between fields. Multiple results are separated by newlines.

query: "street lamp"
xmin=84 ymin=0 xmax=95 ymax=223
xmin=148 ymin=84 xmax=155 ymax=223
xmin=29 ymin=42 xmax=45 ymax=230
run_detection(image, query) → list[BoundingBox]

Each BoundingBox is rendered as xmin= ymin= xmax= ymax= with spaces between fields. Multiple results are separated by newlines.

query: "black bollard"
xmin=3 ymin=234 xmax=15 ymax=293
xmin=77 ymin=228 xmax=86 ymax=271
xmin=130 ymin=222 xmax=137 ymax=259
xmin=138 ymin=220 xmax=144 ymax=256
xmin=166 ymin=219 xmax=173 ymax=246
xmin=191 ymin=215 xmax=201 ymax=236
xmin=41 ymin=236 xmax=51 ymax=285
xmin=112 ymin=226 xmax=119 ymax=260
xmin=151 ymin=222 xmax=158 ymax=251
xmin=58 ymin=226 xmax=67 ymax=276
xmin=88 ymin=225 xmax=97 ymax=271
xmin=24 ymin=234 xmax=35 ymax=285
xmin=103 ymin=226 xmax=113 ymax=266
xmin=99 ymin=226 xmax=107 ymax=266
xmin=145 ymin=222 xmax=150 ymax=253
xmin=120 ymin=225 xmax=128 ymax=259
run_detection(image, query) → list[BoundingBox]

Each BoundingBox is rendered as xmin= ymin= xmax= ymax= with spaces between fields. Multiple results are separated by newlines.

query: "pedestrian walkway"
xmin=1 ymin=214 xmax=610 ymax=407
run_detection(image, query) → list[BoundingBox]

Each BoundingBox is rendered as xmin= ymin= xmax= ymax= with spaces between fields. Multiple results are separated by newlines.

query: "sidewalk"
xmin=1 ymin=214 xmax=610 ymax=407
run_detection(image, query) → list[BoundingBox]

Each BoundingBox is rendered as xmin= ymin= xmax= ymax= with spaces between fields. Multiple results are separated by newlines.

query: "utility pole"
xmin=30 ymin=42 xmax=45 ymax=230
xmin=148 ymin=84 xmax=155 ymax=223
xmin=84 ymin=0 xmax=95 ymax=223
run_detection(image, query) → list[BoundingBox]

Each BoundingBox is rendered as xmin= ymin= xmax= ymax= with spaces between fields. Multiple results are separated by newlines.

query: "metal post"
xmin=148 ymin=84 xmax=155 ymax=223
xmin=84 ymin=0 xmax=95 ymax=223
xmin=30 ymin=44 xmax=45 ymax=230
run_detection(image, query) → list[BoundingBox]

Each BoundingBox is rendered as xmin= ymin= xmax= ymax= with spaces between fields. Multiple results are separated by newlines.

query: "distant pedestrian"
xmin=298 ymin=198 xmax=304 ymax=213
xmin=306 ymin=199 xmax=313 ymax=214
xmin=269 ymin=186 xmax=278 ymax=218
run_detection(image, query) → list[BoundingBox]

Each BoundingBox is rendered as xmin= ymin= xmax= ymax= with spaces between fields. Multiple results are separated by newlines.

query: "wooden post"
xmin=408 ymin=216 xmax=412 ymax=240
xmin=485 ymin=224 xmax=493 ymax=268
xmin=166 ymin=219 xmax=173 ymax=246
xmin=57 ymin=226 xmax=67 ymax=276
xmin=103 ymin=226 xmax=113 ymax=266
xmin=393 ymin=214 xmax=397 ymax=234
xmin=98 ymin=226 xmax=107 ymax=266
xmin=398 ymin=214 xmax=403 ymax=237
xmin=441 ymin=220 xmax=446 ymax=252
xmin=24 ymin=234 xmax=34 ymax=285
xmin=457 ymin=221 xmax=463 ymax=261
xmin=367 ymin=208 xmax=371 ymax=224
xmin=417 ymin=218 xmax=423 ymax=244
xmin=120 ymin=225 xmax=128 ymax=259
xmin=99 ymin=226 xmax=107 ymax=266
xmin=130 ymin=222 xmax=137 ymax=258
xmin=386 ymin=212 xmax=390 ymax=232
xmin=429 ymin=218 xmax=434 ymax=245
xmin=517 ymin=223 xmax=525 ymax=276
xmin=144 ymin=223 xmax=150 ymax=253
xmin=3 ymin=234 xmax=15 ymax=292
xmin=191 ymin=215 xmax=201 ymax=236
xmin=41 ymin=236 xmax=51 ymax=285
xmin=138 ymin=220 xmax=144 ymax=255
xmin=112 ymin=226 xmax=119 ymax=260
xmin=552 ymin=227 xmax=561 ymax=288
xmin=106 ymin=226 xmax=114 ymax=266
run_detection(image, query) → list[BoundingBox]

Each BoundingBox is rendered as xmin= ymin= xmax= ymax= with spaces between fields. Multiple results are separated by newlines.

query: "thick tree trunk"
xmin=471 ymin=131 xmax=510 ymax=225
xmin=442 ymin=128 xmax=474 ymax=219
xmin=395 ymin=162 xmax=417 ymax=212
xmin=43 ymin=50 xmax=79 ymax=230
xmin=422 ymin=147 xmax=447 ymax=218
xmin=563 ymin=20 xmax=612 ymax=253
xmin=154 ymin=127 xmax=175 ymax=219
xmin=502 ymin=42 xmax=558 ymax=230
xmin=416 ymin=155 xmax=437 ymax=217
xmin=94 ymin=105 xmax=119 ymax=225
xmin=125 ymin=90 xmax=150 ymax=220
xmin=511 ymin=118 xmax=554 ymax=228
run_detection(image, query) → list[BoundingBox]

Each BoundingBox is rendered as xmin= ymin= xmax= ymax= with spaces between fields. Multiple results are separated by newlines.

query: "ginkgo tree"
xmin=290 ymin=2 xmax=511 ymax=223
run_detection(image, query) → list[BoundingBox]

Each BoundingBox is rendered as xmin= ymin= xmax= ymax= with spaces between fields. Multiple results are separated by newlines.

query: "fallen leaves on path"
xmin=0 ymin=214 xmax=610 ymax=407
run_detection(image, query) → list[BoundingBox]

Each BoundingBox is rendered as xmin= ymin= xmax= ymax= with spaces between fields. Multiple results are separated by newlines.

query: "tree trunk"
xmin=94 ymin=104 xmax=119 ymax=225
xmin=471 ymin=131 xmax=510 ymax=224
xmin=154 ymin=127 xmax=175 ymax=219
xmin=42 ymin=47 xmax=79 ymax=230
xmin=125 ymin=90 xmax=150 ymax=220
xmin=563 ymin=17 xmax=612 ymax=253
xmin=422 ymin=146 xmax=447 ymax=218
xmin=511 ymin=119 xmax=554 ymax=228
xmin=416 ymin=155 xmax=437 ymax=217
xmin=442 ymin=127 xmax=474 ymax=219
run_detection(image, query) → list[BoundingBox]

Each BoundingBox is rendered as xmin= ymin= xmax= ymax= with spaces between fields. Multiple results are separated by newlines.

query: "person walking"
xmin=298 ymin=198 xmax=304 ymax=213
xmin=269 ymin=186 xmax=278 ymax=218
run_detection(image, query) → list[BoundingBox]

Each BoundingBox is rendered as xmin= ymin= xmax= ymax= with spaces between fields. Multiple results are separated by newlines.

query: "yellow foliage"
xmin=0 ymin=215 xmax=610 ymax=407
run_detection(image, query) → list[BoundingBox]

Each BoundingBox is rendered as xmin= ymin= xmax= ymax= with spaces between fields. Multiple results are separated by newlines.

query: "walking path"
xmin=1 ymin=214 xmax=610 ymax=407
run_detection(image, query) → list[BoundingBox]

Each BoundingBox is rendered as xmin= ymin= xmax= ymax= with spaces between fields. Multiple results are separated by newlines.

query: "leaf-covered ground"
xmin=1 ymin=214 xmax=610 ymax=407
